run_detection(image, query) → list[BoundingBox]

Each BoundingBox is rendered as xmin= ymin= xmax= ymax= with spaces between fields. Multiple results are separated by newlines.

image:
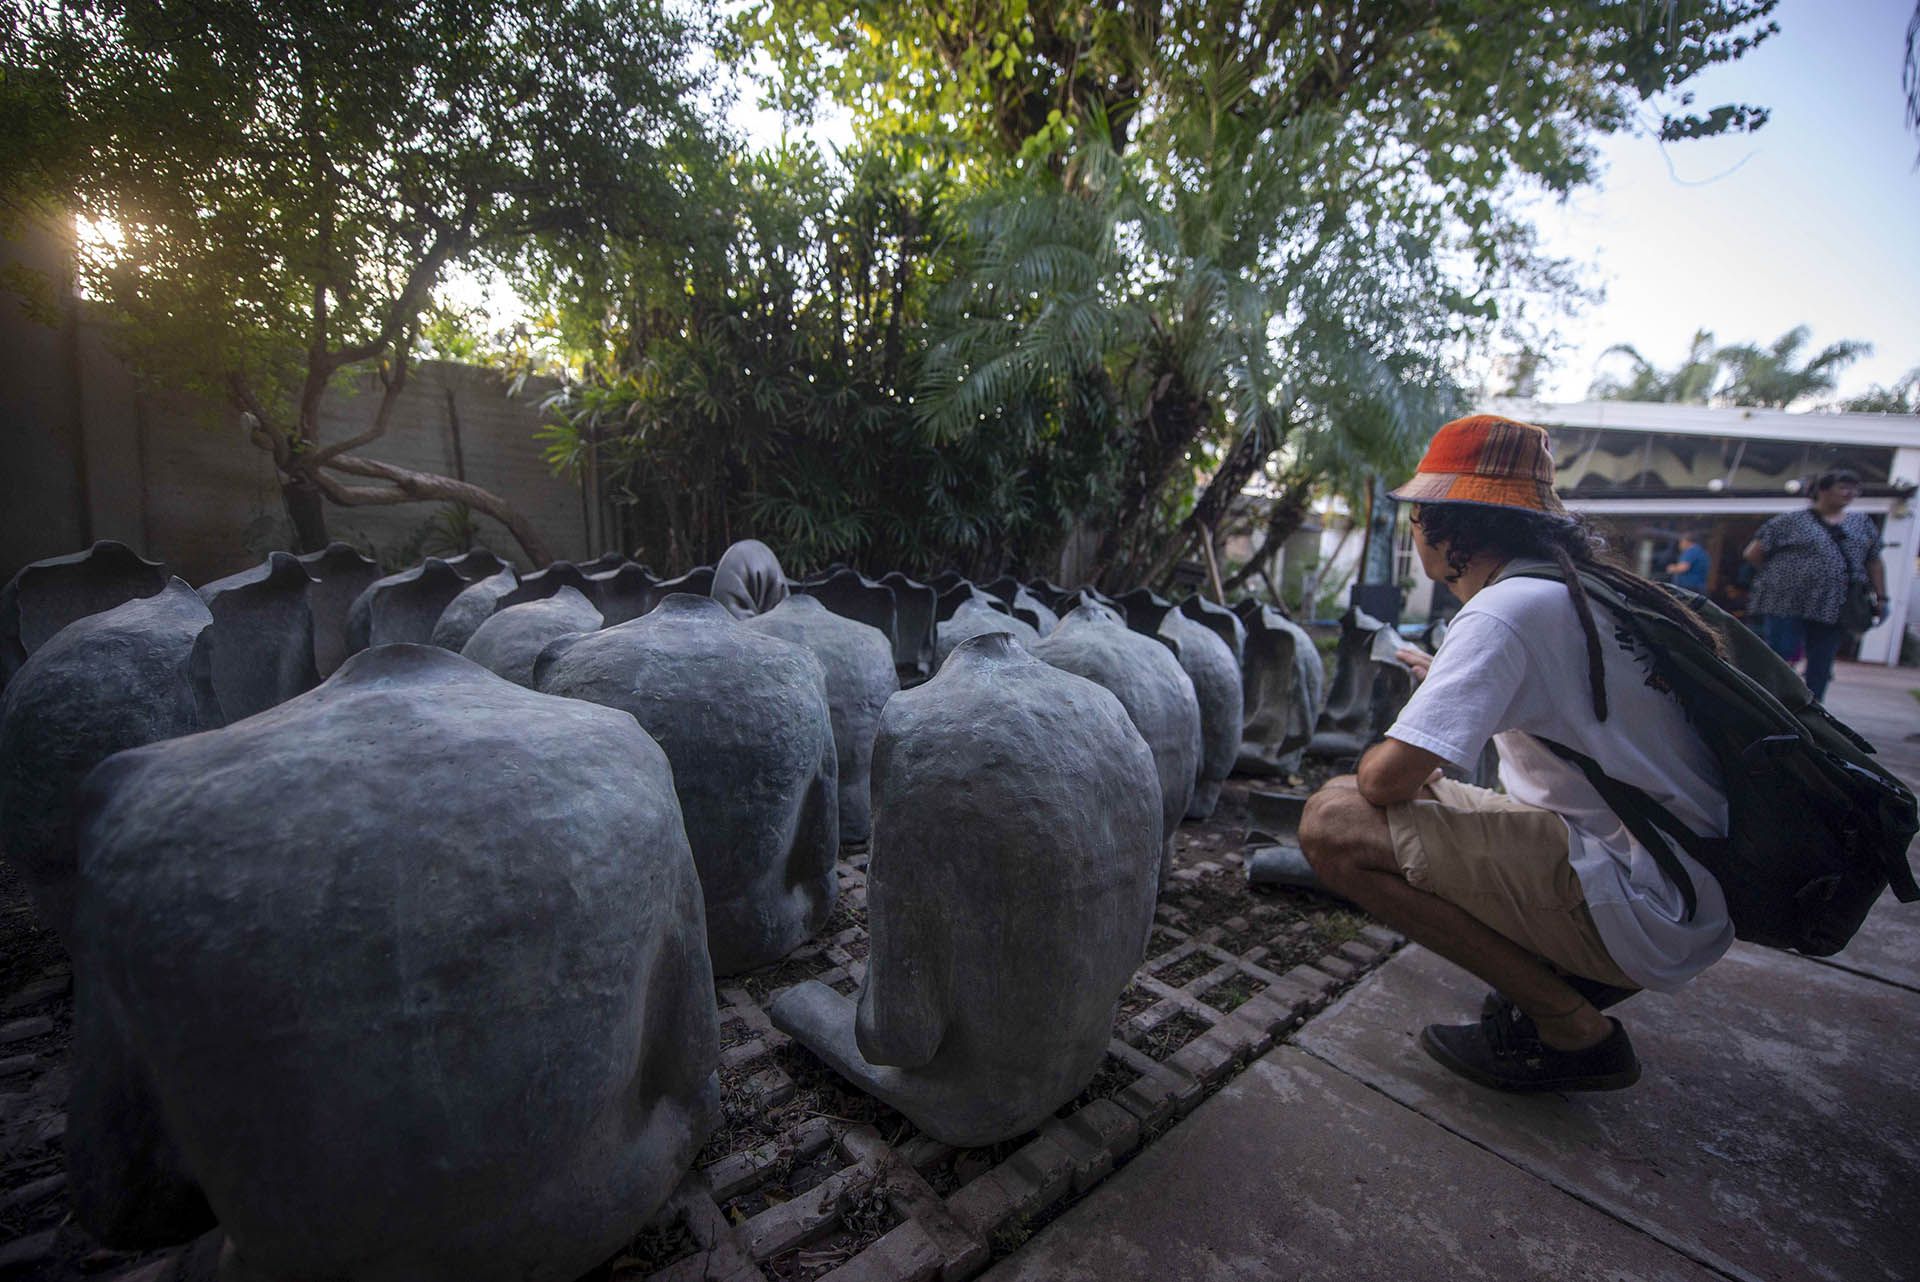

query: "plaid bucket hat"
xmin=1388 ymin=414 xmax=1568 ymax=516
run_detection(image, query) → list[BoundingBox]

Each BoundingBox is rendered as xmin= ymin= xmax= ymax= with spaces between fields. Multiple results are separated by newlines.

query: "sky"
xmin=1518 ymin=0 xmax=1919 ymax=404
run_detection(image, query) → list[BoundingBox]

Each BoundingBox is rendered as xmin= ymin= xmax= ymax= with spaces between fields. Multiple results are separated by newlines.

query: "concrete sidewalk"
xmin=987 ymin=662 xmax=1920 ymax=1282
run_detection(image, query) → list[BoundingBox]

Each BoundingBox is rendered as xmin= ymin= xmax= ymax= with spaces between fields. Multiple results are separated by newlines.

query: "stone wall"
xmin=2 ymin=227 xmax=593 ymax=585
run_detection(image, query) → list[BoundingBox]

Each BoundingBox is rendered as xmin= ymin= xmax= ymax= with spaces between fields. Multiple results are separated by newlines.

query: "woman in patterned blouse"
xmin=1742 ymin=469 xmax=1886 ymax=700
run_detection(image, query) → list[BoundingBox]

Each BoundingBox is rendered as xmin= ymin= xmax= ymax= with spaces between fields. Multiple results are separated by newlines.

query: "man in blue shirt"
xmin=1665 ymin=533 xmax=1709 ymax=593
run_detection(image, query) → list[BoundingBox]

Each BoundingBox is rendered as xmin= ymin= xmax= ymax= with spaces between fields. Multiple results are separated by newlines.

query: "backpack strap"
xmin=1822 ymin=512 xmax=1867 ymax=584
xmin=1533 ymin=736 xmax=1710 ymax=922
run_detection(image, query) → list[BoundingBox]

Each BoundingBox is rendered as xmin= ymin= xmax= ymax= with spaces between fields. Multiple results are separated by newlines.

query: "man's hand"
xmin=1355 ymin=736 xmax=1450 ymax=807
xmin=1394 ymin=647 xmax=1433 ymax=682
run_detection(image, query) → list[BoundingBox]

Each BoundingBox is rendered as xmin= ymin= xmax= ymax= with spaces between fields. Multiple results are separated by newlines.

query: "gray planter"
xmin=1023 ymin=580 xmax=1076 ymax=614
xmin=429 ymin=565 xmax=521 ymax=652
xmin=189 ymin=552 xmax=321 ymax=727
xmin=1307 ymin=606 xmax=1413 ymax=760
xmin=1113 ymin=586 xmax=1176 ymax=638
xmin=790 ymin=568 xmax=897 ymax=654
xmin=711 ymin=539 xmax=790 ymax=619
xmin=297 ymin=543 xmax=381 ymax=678
xmin=933 ymin=581 xmax=1003 ymax=623
xmin=587 ymin=562 xmax=663 ymax=626
xmin=1159 ymin=611 xmax=1244 ymax=820
xmin=343 ymin=557 xmax=469 ymax=655
xmin=1233 ymin=603 xmax=1326 ymax=778
xmin=443 ymin=548 xmax=509 ymax=581
xmin=1 ymin=540 xmax=170 ymax=686
xmin=1054 ymin=585 xmax=1118 ymax=616
xmin=770 ymin=632 xmax=1161 ymax=1146
xmin=1177 ymin=594 xmax=1246 ymax=665
xmin=537 ymin=595 xmax=838 ymax=975
xmin=983 ymin=577 xmax=1059 ymax=634
xmin=877 ymin=572 xmax=937 ymax=685
xmin=461 ymin=588 xmax=604 ymax=688
xmin=0 ymin=581 xmax=208 ymax=943
xmin=933 ymin=593 xmax=1037 ymax=669
xmin=652 ymin=566 xmax=715 ymax=598
xmin=69 ymin=645 xmax=718 ymax=1277
xmin=496 ymin=561 xmax=594 ymax=611
xmin=745 ymin=594 xmax=899 ymax=844
xmin=1032 ymin=603 xmax=1199 ymax=872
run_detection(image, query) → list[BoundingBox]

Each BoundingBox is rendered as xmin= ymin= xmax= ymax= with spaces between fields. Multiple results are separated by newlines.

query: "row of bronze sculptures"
xmin=0 ymin=537 xmax=1415 ymax=1282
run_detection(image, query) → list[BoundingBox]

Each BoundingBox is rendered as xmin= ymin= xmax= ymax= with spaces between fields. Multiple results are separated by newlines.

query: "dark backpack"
xmin=1504 ymin=564 xmax=1918 ymax=957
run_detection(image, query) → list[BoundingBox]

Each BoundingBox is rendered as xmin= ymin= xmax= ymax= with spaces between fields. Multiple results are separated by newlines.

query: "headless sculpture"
xmin=771 ymin=634 xmax=1161 ymax=1145
xmin=745 ymin=594 xmax=898 ymax=844
xmin=536 ymin=595 xmax=838 ymax=975
xmin=1032 ymin=602 xmax=1200 ymax=875
xmin=69 ymin=647 xmax=718 ymax=1279
xmin=1159 ymin=611 xmax=1243 ymax=820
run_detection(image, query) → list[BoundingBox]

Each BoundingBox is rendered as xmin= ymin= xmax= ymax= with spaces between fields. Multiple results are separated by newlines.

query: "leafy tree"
xmin=530 ymin=142 xmax=1129 ymax=576
xmin=1907 ymin=1 xmax=1920 ymax=159
xmin=1839 ymin=368 xmax=1919 ymax=415
xmin=744 ymin=1 xmax=1780 ymax=589
xmin=919 ymin=123 xmax=1463 ymax=586
xmin=1591 ymin=324 xmax=1875 ymax=411
xmin=1492 ymin=348 xmax=1551 ymax=400
xmin=745 ymin=1 xmax=1777 ymax=173
xmin=1717 ymin=325 xmax=1872 ymax=408
xmin=1590 ymin=329 xmax=1723 ymax=403
xmin=1 ymin=0 xmax=713 ymax=560
xmin=534 ymin=145 xmax=936 ymax=571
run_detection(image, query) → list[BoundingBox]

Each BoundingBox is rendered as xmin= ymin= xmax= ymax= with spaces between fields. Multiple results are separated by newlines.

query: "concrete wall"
xmin=3 ymin=291 xmax=591 ymax=586
xmin=0 ymin=222 xmax=91 ymax=574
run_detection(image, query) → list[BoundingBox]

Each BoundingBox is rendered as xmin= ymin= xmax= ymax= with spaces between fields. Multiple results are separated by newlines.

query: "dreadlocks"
xmin=1411 ymin=504 xmax=1726 ymax=724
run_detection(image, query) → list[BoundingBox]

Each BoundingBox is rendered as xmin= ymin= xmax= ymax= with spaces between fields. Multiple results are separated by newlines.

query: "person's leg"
xmin=1298 ymin=778 xmax=1611 ymax=1052
xmin=1802 ymin=620 xmax=1844 ymax=700
xmin=1758 ymin=612 xmax=1804 ymax=667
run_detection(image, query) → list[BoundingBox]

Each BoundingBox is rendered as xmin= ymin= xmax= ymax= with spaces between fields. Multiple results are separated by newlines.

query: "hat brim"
xmin=1388 ymin=471 xmax=1568 ymax=516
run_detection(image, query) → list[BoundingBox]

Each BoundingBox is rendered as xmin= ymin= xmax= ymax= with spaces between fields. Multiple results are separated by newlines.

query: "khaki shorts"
xmin=1386 ymin=778 xmax=1636 ymax=990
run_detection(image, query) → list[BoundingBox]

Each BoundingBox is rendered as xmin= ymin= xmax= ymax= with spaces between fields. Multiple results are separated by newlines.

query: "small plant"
xmin=601 ymin=1214 xmax=698 ymax=1276
xmin=989 ymin=1213 xmax=1037 ymax=1257
xmin=1206 ymin=972 xmax=1268 ymax=1013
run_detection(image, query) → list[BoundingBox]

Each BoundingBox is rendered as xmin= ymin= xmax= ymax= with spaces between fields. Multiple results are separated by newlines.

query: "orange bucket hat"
xmin=1387 ymin=414 xmax=1568 ymax=516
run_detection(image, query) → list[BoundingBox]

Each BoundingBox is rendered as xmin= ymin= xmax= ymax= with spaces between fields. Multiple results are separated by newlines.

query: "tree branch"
xmin=324 ymin=215 xmax=470 ymax=372
xmin=306 ymin=470 xmax=413 ymax=507
xmin=305 ymin=325 xmax=415 ymax=469
xmin=1223 ymin=478 xmax=1311 ymax=592
xmin=228 ymin=373 xmax=295 ymax=469
xmin=1185 ymin=404 xmax=1288 ymax=538
xmin=320 ymin=453 xmax=553 ymax=565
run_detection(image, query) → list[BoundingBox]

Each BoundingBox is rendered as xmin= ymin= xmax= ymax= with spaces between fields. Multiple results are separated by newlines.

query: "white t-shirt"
xmin=1385 ymin=567 xmax=1734 ymax=991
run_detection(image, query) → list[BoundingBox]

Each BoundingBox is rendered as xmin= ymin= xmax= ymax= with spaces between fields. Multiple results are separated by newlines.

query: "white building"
xmin=1388 ymin=399 xmax=1920 ymax=665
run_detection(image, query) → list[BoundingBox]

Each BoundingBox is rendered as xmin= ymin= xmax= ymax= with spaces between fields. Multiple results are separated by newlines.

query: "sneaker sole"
xmin=1418 ymin=1025 xmax=1642 ymax=1094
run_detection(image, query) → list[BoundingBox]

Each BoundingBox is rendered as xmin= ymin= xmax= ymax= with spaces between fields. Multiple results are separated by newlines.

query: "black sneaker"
xmin=1421 ymin=1001 xmax=1641 ymax=1094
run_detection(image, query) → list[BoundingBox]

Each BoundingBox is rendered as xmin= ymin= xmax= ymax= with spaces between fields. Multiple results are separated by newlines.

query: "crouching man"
xmin=1299 ymin=415 xmax=1734 ymax=1092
